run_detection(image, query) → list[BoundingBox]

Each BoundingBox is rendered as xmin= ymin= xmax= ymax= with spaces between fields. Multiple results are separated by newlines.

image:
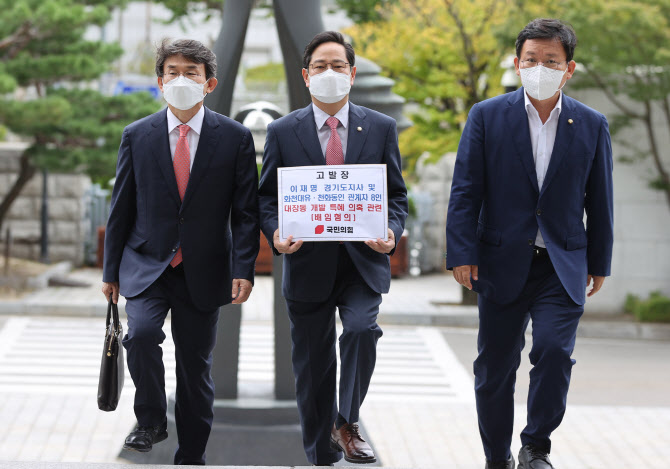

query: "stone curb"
xmin=0 ymin=301 xmax=126 ymax=317
xmin=0 ymin=298 xmax=668 ymax=341
xmin=376 ymin=308 xmax=670 ymax=341
xmin=25 ymin=261 xmax=72 ymax=289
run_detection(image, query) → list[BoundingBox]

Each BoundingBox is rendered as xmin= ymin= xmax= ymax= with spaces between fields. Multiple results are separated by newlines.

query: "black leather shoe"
xmin=123 ymin=420 xmax=168 ymax=452
xmin=518 ymin=444 xmax=554 ymax=468
xmin=486 ymin=455 xmax=514 ymax=468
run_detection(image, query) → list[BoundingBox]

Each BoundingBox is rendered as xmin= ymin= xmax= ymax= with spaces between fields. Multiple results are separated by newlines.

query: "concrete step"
xmin=0 ymin=460 xmax=378 ymax=469
xmin=0 ymin=463 xmax=377 ymax=469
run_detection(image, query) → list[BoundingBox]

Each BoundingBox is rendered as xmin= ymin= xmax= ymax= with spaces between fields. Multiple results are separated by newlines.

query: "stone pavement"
xmin=2 ymin=268 xmax=669 ymax=340
xmin=0 ymin=318 xmax=669 ymax=467
xmin=0 ymin=269 xmax=669 ymax=468
xmin=0 ymin=269 xmax=466 ymax=319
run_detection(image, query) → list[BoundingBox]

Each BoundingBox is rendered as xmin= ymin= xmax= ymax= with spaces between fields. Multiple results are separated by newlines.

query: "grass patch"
xmin=624 ymin=291 xmax=670 ymax=323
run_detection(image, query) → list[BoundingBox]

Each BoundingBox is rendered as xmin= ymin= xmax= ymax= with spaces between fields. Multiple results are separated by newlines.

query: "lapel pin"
xmin=568 ymin=119 xmax=574 ymax=124
xmin=357 ymin=126 xmax=362 ymax=132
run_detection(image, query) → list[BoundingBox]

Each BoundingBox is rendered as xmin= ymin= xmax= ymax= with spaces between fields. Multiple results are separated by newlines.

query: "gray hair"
xmin=155 ymin=38 xmax=217 ymax=80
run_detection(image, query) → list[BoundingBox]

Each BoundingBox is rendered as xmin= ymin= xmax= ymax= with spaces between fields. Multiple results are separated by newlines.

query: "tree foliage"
xmin=345 ymin=0 xmax=509 ymax=173
xmin=0 ymin=0 xmax=161 ymax=230
xmin=335 ymin=0 xmax=398 ymax=24
xmin=152 ymin=0 xmax=224 ymax=25
xmin=153 ymin=0 xmax=274 ymax=26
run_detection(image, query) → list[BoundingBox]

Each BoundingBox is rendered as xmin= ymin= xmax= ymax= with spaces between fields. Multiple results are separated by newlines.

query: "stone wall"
xmin=568 ymin=88 xmax=670 ymax=313
xmin=0 ymin=142 xmax=91 ymax=266
xmin=411 ymin=152 xmax=456 ymax=273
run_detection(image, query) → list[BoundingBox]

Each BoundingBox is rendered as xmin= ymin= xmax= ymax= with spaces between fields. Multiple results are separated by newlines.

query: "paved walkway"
xmin=0 ymin=269 xmax=669 ymax=468
xmin=0 ymin=315 xmax=669 ymax=467
xmin=0 ymin=269 xmax=465 ymax=319
xmin=1 ymin=268 xmax=669 ymax=340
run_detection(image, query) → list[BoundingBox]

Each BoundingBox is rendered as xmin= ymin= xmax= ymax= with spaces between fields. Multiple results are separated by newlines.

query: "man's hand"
xmin=587 ymin=275 xmax=605 ymax=297
xmin=365 ymin=228 xmax=396 ymax=254
xmin=453 ymin=265 xmax=478 ymax=290
xmin=232 ymin=278 xmax=253 ymax=304
xmin=273 ymin=228 xmax=303 ymax=254
xmin=102 ymin=282 xmax=120 ymax=304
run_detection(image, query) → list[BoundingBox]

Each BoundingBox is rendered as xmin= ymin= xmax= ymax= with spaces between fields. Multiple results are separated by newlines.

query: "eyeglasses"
xmin=520 ymin=59 xmax=567 ymax=70
xmin=308 ymin=61 xmax=350 ymax=74
xmin=164 ymin=71 xmax=203 ymax=80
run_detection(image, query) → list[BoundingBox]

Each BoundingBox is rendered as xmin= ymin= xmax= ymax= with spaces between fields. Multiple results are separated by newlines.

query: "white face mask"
xmin=308 ymin=69 xmax=352 ymax=104
xmin=162 ymin=75 xmax=207 ymax=110
xmin=519 ymin=65 xmax=567 ymax=101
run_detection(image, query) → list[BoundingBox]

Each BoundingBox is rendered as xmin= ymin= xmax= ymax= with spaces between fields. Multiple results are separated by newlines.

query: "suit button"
xmin=528 ymin=239 xmax=534 ymax=245
xmin=536 ymin=209 xmax=542 ymax=216
xmin=179 ymin=218 xmax=184 ymax=225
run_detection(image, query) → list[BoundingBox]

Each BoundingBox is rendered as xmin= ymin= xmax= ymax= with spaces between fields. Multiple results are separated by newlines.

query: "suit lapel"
xmin=180 ymin=107 xmax=220 ymax=213
xmin=293 ymin=105 xmax=327 ymax=166
xmin=345 ymin=103 xmax=369 ymax=164
xmin=505 ymin=88 xmax=539 ymax=193
xmin=540 ymin=94 xmax=579 ymax=196
xmin=149 ymin=110 xmax=182 ymax=208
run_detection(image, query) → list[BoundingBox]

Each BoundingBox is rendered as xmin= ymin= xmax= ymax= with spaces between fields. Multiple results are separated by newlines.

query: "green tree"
xmin=0 ymin=0 xmax=161 ymax=231
xmin=346 ymin=0 xmax=510 ymax=174
xmin=153 ymin=0 xmax=225 ymax=24
xmin=154 ymin=0 xmax=274 ymax=25
xmin=335 ymin=0 xmax=398 ymax=24
xmin=506 ymin=0 xmax=670 ymax=210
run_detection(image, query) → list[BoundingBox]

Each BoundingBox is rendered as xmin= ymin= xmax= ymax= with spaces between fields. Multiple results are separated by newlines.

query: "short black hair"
xmin=155 ymin=38 xmax=217 ymax=80
xmin=515 ymin=18 xmax=577 ymax=63
xmin=302 ymin=31 xmax=355 ymax=69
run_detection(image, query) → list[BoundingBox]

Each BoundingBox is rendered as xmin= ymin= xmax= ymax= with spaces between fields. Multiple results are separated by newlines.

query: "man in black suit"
xmin=102 ymin=39 xmax=259 ymax=465
xmin=258 ymin=31 xmax=408 ymax=466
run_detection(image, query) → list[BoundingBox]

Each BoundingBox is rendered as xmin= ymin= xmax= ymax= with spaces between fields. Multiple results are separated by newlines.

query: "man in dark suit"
xmin=447 ymin=19 xmax=613 ymax=469
xmin=101 ymin=39 xmax=259 ymax=465
xmin=258 ymin=31 xmax=408 ymax=466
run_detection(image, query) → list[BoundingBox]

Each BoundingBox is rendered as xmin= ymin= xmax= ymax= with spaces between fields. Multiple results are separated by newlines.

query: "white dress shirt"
xmin=524 ymin=91 xmax=562 ymax=248
xmin=313 ymin=102 xmax=349 ymax=160
xmin=167 ymin=106 xmax=205 ymax=171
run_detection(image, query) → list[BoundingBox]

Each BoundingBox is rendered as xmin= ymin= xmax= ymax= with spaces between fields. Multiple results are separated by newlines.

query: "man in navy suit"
xmin=258 ymin=31 xmax=408 ymax=466
xmin=101 ymin=39 xmax=259 ymax=465
xmin=446 ymin=19 xmax=613 ymax=469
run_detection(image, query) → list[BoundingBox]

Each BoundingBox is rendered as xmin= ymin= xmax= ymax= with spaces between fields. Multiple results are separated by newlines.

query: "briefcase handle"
xmin=106 ymin=294 xmax=121 ymax=335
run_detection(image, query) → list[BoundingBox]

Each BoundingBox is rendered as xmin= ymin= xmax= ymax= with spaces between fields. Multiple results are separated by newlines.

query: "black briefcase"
xmin=97 ymin=294 xmax=125 ymax=411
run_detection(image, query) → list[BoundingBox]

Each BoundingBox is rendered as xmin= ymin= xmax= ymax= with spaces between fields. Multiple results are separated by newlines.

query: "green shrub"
xmin=624 ymin=293 xmax=640 ymax=314
xmin=626 ymin=291 xmax=670 ymax=323
xmin=244 ymin=63 xmax=286 ymax=92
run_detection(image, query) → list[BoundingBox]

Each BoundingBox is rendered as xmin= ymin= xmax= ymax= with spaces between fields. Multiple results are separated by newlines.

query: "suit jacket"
xmin=258 ymin=102 xmax=408 ymax=302
xmin=446 ymin=88 xmax=613 ymax=305
xmin=103 ymin=107 xmax=260 ymax=311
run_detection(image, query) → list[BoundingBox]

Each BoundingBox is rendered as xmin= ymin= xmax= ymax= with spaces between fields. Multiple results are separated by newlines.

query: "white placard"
xmin=278 ymin=164 xmax=388 ymax=242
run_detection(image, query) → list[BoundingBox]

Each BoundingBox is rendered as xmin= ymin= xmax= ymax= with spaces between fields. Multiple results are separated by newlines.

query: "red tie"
xmin=325 ymin=117 xmax=344 ymax=165
xmin=170 ymin=124 xmax=190 ymax=267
